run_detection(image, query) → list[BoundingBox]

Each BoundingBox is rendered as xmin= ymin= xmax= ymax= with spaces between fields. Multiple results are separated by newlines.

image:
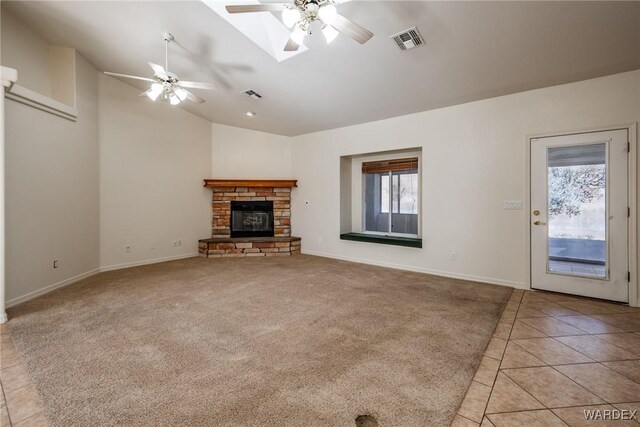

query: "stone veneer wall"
xmin=199 ymin=238 xmax=301 ymax=257
xmin=211 ymin=186 xmax=291 ymax=238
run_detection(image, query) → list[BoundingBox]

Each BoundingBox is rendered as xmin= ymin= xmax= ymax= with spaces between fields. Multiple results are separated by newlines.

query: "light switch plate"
xmin=504 ymin=200 xmax=523 ymax=210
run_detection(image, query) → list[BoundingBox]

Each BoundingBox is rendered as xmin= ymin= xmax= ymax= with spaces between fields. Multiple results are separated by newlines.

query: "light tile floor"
xmin=0 ymin=323 xmax=48 ymax=427
xmin=2 ymin=290 xmax=639 ymax=427
xmin=453 ymin=290 xmax=640 ymax=426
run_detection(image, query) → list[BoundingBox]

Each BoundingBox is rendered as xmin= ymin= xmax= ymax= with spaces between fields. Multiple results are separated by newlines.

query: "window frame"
xmin=362 ymin=158 xmax=420 ymax=238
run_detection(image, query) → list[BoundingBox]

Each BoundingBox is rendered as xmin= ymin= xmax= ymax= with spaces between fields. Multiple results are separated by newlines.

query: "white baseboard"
xmin=99 ymin=253 xmax=199 ymax=272
xmin=301 ymin=249 xmax=527 ymax=290
xmin=6 ymin=267 xmax=100 ymax=308
xmin=5 ymin=253 xmax=200 ymax=310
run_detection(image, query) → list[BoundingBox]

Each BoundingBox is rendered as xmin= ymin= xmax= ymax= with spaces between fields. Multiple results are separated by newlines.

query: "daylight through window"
xmin=363 ymin=157 xmax=419 ymax=236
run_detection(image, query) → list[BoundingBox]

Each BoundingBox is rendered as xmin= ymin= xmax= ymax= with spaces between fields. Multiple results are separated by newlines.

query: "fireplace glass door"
xmin=230 ymin=201 xmax=274 ymax=237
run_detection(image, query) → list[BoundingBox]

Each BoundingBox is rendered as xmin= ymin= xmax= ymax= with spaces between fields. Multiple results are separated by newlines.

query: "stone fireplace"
xmin=199 ymin=179 xmax=301 ymax=257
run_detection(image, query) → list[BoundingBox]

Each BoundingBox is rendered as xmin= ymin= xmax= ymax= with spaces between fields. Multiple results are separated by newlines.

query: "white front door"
xmin=531 ymin=129 xmax=629 ymax=302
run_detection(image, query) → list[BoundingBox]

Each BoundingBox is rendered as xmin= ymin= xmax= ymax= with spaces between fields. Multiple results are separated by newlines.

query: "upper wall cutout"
xmin=1 ymin=6 xmax=77 ymax=118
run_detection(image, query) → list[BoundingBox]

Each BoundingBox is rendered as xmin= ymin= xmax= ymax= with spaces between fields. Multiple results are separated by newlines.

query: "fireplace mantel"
xmin=203 ymin=179 xmax=297 ymax=188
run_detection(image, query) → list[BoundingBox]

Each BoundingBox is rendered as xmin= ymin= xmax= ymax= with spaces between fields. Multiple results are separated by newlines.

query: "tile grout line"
xmin=493 ymin=299 xmax=551 ymax=416
xmin=458 ymin=292 xmax=640 ymax=425
xmin=1 ymin=364 xmax=14 ymax=427
xmin=454 ymin=290 xmax=523 ymax=424
xmin=2 ymin=329 xmax=48 ymax=427
xmin=482 ymin=291 xmax=528 ymax=420
xmin=479 ymin=290 xmax=640 ymax=424
xmin=490 ymin=292 xmax=605 ymax=422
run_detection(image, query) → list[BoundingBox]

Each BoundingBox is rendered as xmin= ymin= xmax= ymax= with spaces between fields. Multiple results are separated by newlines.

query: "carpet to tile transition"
xmin=8 ymin=255 xmax=511 ymax=426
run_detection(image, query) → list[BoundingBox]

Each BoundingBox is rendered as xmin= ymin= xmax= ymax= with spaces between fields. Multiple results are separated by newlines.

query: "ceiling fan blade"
xmin=184 ymin=90 xmax=206 ymax=104
xmin=104 ymin=71 xmax=156 ymax=82
xmin=283 ymin=38 xmax=300 ymax=52
xmin=332 ymin=14 xmax=373 ymax=44
xmin=226 ymin=4 xmax=285 ymax=13
xmin=178 ymin=81 xmax=217 ymax=90
xmin=148 ymin=62 xmax=168 ymax=79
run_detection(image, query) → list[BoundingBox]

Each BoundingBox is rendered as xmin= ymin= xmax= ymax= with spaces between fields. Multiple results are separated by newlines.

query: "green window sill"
xmin=340 ymin=233 xmax=422 ymax=248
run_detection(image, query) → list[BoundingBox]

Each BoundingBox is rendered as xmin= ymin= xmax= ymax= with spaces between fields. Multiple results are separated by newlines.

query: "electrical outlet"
xmin=177 ymin=239 xmax=182 ymax=246
xmin=451 ymin=250 xmax=457 ymax=261
xmin=53 ymin=260 xmax=59 ymax=269
xmin=317 ymin=236 xmax=323 ymax=244
xmin=125 ymin=245 xmax=131 ymax=253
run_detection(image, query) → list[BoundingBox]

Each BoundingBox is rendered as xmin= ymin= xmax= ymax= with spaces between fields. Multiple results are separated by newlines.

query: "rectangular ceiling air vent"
xmin=390 ymin=27 xmax=424 ymax=51
xmin=243 ymin=89 xmax=263 ymax=99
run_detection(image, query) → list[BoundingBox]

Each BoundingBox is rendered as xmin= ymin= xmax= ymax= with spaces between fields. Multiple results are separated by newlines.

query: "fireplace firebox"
xmin=230 ymin=201 xmax=274 ymax=238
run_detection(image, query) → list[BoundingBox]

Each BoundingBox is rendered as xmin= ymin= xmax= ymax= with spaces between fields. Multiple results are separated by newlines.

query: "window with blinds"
xmin=362 ymin=157 xmax=419 ymax=236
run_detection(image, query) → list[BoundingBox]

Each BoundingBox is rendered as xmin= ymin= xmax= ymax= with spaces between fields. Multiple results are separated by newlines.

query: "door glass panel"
xmin=391 ymin=174 xmax=399 ymax=214
xmin=547 ymin=143 xmax=607 ymax=278
xmin=391 ymin=172 xmax=418 ymax=234
xmin=364 ymin=172 xmax=389 ymax=233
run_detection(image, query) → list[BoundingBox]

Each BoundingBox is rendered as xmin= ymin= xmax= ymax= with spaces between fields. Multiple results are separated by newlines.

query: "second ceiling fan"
xmin=226 ymin=0 xmax=373 ymax=51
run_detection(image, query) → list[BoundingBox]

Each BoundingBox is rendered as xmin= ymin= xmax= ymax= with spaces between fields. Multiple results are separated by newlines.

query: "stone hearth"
xmin=199 ymin=236 xmax=301 ymax=258
xmin=200 ymin=179 xmax=301 ymax=257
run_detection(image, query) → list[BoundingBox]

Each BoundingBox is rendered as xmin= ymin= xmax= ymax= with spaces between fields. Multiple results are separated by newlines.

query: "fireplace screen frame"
xmin=230 ymin=201 xmax=274 ymax=238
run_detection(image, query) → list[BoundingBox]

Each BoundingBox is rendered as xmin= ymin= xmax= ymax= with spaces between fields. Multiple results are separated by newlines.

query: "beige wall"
xmin=5 ymin=52 xmax=100 ymax=304
xmin=1 ymin=7 xmax=52 ymax=97
xmin=3 ymin=4 xmax=639 ymax=307
xmin=211 ymin=123 xmax=292 ymax=179
xmin=98 ymin=74 xmax=212 ymax=269
xmin=291 ymin=71 xmax=640 ymax=297
xmin=3 ymin=10 xmax=213 ymax=304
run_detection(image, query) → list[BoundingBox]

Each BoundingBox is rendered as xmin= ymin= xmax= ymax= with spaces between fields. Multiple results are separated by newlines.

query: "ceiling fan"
xmin=103 ymin=33 xmax=216 ymax=105
xmin=226 ymin=0 xmax=373 ymax=51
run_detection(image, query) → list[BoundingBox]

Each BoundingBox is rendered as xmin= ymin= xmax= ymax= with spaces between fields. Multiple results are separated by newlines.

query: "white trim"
xmin=5 ymin=84 xmax=77 ymax=121
xmin=99 ymin=253 xmax=199 ymax=272
xmin=360 ymin=230 xmax=419 ymax=239
xmin=628 ymin=124 xmax=638 ymax=307
xmin=526 ymin=123 xmax=639 ymax=307
xmin=0 ymin=67 xmax=15 ymax=323
xmin=301 ymin=249 xmax=526 ymax=289
xmin=6 ymin=268 xmax=100 ymax=308
xmin=5 ymin=253 xmax=200 ymax=310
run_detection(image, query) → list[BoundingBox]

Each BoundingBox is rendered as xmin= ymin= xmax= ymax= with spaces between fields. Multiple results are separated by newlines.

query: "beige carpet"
xmin=8 ymin=255 xmax=511 ymax=426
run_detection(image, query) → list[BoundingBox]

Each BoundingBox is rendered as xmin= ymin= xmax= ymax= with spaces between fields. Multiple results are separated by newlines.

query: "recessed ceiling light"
xmin=246 ymin=111 xmax=256 ymax=117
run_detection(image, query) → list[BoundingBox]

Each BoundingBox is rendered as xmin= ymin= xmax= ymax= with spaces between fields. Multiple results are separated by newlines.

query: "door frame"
xmin=525 ymin=124 xmax=638 ymax=307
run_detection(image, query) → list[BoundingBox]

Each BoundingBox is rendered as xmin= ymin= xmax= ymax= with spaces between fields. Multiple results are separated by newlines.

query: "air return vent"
xmin=390 ymin=27 xmax=424 ymax=51
xmin=242 ymin=89 xmax=263 ymax=99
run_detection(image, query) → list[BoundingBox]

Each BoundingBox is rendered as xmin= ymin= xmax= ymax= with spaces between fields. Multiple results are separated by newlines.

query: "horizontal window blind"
xmin=362 ymin=157 xmax=418 ymax=174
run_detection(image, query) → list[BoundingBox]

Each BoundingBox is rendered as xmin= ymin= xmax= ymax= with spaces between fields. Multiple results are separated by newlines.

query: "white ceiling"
xmin=5 ymin=1 xmax=640 ymax=136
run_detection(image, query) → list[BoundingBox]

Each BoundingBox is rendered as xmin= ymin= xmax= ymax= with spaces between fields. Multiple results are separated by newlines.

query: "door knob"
xmin=533 ymin=220 xmax=547 ymax=225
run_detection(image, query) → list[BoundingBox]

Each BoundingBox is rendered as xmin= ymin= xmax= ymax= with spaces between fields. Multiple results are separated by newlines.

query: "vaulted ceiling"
xmin=5 ymin=1 xmax=640 ymax=136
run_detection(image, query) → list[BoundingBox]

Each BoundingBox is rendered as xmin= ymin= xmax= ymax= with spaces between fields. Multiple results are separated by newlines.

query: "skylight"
xmin=202 ymin=0 xmax=308 ymax=62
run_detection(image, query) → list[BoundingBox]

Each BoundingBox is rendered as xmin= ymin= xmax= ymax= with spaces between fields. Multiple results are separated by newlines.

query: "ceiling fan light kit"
xmin=322 ymin=24 xmax=339 ymax=44
xmin=283 ymin=1 xmax=338 ymax=44
xmin=103 ymin=33 xmax=216 ymax=107
xmin=282 ymin=7 xmax=301 ymax=28
xmin=226 ymin=0 xmax=373 ymax=51
xmin=104 ymin=1 xmax=372 ymax=111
